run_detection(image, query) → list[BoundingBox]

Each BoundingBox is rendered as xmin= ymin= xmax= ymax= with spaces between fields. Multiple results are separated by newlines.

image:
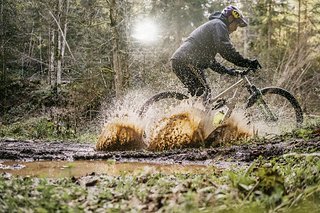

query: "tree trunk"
xmin=39 ymin=32 xmax=43 ymax=78
xmin=1 ymin=0 xmax=4 ymax=77
xmin=49 ymin=0 xmax=70 ymax=87
xmin=297 ymin=0 xmax=301 ymax=46
xmin=27 ymin=21 xmax=35 ymax=71
xmin=110 ymin=0 xmax=124 ymax=98
xmin=1 ymin=0 xmax=6 ymax=108
xmin=266 ymin=0 xmax=273 ymax=68
xmin=56 ymin=0 xmax=62 ymax=85
xmin=49 ymin=27 xmax=56 ymax=86
xmin=60 ymin=0 xmax=69 ymax=68
xmin=175 ymin=0 xmax=184 ymax=46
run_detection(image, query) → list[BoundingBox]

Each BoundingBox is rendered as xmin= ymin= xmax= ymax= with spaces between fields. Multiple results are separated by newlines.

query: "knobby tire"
xmin=138 ymin=91 xmax=188 ymax=117
xmin=247 ymin=87 xmax=303 ymax=126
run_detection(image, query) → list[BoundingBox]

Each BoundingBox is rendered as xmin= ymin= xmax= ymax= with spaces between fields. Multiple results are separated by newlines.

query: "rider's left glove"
xmin=226 ymin=68 xmax=236 ymax=76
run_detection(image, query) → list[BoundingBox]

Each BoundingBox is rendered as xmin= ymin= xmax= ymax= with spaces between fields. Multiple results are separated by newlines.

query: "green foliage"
xmin=0 ymin=117 xmax=73 ymax=140
xmin=0 ymin=72 xmax=109 ymax=141
xmin=0 ymin=176 xmax=86 ymax=212
xmin=280 ymin=119 xmax=320 ymax=140
xmin=294 ymin=128 xmax=314 ymax=139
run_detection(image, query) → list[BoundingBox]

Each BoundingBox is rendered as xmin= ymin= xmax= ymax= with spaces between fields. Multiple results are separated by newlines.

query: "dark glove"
xmin=248 ymin=59 xmax=262 ymax=70
xmin=226 ymin=68 xmax=242 ymax=76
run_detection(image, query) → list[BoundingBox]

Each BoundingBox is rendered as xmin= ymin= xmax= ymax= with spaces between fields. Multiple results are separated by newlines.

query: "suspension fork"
xmin=244 ymin=77 xmax=278 ymax=122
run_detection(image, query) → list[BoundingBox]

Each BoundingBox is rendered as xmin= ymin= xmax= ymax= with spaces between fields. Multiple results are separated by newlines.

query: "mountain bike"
xmin=138 ymin=68 xmax=304 ymax=138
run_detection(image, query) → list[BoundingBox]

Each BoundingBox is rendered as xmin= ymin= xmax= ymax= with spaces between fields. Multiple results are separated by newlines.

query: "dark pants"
xmin=171 ymin=59 xmax=211 ymax=101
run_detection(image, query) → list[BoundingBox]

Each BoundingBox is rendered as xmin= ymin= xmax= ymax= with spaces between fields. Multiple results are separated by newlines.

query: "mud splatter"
xmin=96 ymin=92 xmax=256 ymax=152
xmin=148 ymin=109 xmax=205 ymax=151
xmin=206 ymin=115 xmax=253 ymax=147
xmin=96 ymin=106 xmax=253 ymax=152
xmin=96 ymin=119 xmax=146 ymax=151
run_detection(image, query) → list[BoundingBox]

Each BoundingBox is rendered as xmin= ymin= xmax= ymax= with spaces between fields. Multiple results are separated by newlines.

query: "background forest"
xmin=0 ymin=0 xmax=319 ymax=140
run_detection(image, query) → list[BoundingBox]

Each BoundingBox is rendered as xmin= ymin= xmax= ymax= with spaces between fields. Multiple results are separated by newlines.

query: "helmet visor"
xmin=237 ymin=17 xmax=248 ymax=27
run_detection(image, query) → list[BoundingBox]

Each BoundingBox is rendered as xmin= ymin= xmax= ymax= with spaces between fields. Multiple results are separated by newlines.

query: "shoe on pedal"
xmin=212 ymin=99 xmax=226 ymax=110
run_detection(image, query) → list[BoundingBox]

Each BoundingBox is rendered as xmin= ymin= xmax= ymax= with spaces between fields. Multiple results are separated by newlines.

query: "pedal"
xmin=212 ymin=99 xmax=226 ymax=110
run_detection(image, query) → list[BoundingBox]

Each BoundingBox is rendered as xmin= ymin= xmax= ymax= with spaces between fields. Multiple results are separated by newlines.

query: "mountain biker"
xmin=170 ymin=5 xmax=262 ymax=102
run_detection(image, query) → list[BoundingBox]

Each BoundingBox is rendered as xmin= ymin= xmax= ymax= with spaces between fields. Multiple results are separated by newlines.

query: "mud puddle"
xmin=0 ymin=160 xmax=210 ymax=178
xmin=1 ymin=131 xmax=319 ymax=165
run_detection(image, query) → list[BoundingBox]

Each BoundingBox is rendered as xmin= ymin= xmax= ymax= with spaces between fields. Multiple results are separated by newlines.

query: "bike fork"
xmin=245 ymin=79 xmax=278 ymax=122
xmin=256 ymin=96 xmax=278 ymax=122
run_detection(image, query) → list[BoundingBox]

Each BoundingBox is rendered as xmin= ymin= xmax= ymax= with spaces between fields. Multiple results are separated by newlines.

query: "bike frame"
xmin=210 ymin=76 xmax=248 ymax=102
xmin=209 ymin=74 xmax=278 ymax=122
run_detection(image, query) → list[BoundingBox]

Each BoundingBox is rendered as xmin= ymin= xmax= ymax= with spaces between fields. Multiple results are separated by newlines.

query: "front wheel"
xmin=246 ymin=87 xmax=303 ymax=136
xmin=138 ymin=91 xmax=189 ymax=117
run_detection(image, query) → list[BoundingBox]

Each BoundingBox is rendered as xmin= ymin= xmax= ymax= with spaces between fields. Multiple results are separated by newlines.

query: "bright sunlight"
xmin=132 ymin=19 xmax=159 ymax=43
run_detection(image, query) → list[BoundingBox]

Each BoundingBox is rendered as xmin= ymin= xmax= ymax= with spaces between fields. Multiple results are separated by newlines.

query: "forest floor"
xmin=0 ymin=124 xmax=319 ymax=212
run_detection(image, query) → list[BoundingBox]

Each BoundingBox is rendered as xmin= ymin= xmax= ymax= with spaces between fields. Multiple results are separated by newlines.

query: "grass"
xmin=1 ymin=155 xmax=319 ymax=212
xmin=0 ymin=116 xmax=98 ymax=143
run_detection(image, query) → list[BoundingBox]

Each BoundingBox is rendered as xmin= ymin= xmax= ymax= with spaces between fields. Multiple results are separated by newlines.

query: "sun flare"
xmin=132 ymin=19 xmax=159 ymax=43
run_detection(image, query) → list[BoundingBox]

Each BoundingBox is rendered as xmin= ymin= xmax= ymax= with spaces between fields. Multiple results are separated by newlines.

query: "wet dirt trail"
xmin=1 ymin=132 xmax=319 ymax=165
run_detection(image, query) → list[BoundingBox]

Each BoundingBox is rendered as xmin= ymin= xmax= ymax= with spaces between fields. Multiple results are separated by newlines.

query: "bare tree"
xmin=47 ymin=0 xmax=71 ymax=87
xmin=49 ymin=26 xmax=56 ymax=86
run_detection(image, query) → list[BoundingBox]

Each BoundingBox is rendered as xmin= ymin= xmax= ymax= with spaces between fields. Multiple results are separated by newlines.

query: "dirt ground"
xmin=1 ymin=129 xmax=319 ymax=164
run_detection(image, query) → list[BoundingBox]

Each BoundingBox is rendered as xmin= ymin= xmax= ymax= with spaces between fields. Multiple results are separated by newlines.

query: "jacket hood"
xmin=208 ymin=11 xmax=222 ymax=20
xmin=208 ymin=11 xmax=228 ymax=26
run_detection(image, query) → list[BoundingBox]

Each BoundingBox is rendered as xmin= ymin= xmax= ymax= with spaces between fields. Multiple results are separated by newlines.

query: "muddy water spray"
xmin=147 ymin=108 xmax=206 ymax=151
xmin=96 ymin=92 xmax=253 ymax=151
xmin=146 ymin=101 xmax=253 ymax=151
xmin=96 ymin=91 xmax=149 ymax=151
xmin=96 ymin=119 xmax=146 ymax=151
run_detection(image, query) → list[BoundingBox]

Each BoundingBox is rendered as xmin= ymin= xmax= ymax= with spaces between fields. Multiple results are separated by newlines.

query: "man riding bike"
xmin=170 ymin=5 xmax=262 ymax=102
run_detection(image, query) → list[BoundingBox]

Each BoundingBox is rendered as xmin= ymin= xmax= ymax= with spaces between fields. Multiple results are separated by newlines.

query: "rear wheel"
xmin=246 ymin=87 xmax=303 ymax=136
xmin=138 ymin=91 xmax=189 ymax=117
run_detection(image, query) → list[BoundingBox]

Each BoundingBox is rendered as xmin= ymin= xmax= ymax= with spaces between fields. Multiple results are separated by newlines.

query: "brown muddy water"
xmin=96 ymin=106 xmax=253 ymax=152
xmin=0 ymin=160 xmax=209 ymax=178
xmin=96 ymin=91 xmax=301 ymax=152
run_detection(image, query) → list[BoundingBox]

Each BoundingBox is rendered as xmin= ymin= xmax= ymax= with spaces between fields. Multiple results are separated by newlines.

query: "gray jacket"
xmin=171 ymin=12 xmax=250 ymax=73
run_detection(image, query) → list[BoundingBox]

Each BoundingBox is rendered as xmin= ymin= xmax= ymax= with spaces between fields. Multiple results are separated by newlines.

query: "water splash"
xmin=96 ymin=90 xmax=150 ymax=151
xmin=96 ymin=118 xmax=146 ymax=151
xmin=148 ymin=107 xmax=206 ymax=151
xmin=96 ymin=91 xmax=253 ymax=151
xmin=206 ymin=111 xmax=254 ymax=147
